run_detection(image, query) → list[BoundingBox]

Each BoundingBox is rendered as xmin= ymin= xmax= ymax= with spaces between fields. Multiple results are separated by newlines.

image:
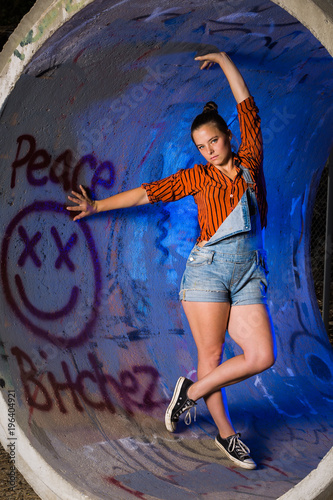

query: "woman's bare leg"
xmin=186 ymin=304 xmax=276 ymax=402
xmin=182 ymin=301 xmax=235 ymax=438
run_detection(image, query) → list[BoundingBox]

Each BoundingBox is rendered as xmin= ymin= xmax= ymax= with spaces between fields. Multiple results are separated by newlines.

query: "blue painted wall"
xmin=0 ymin=0 xmax=332 ymax=497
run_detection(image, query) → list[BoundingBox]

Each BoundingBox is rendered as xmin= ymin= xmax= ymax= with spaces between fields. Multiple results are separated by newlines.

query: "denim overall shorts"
xmin=179 ymin=166 xmax=269 ymax=305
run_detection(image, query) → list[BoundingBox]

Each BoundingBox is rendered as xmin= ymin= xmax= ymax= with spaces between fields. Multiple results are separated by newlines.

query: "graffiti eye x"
xmin=50 ymin=226 xmax=77 ymax=271
xmin=18 ymin=225 xmax=78 ymax=271
xmin=18 ymin=226 xmax=42 ymax=268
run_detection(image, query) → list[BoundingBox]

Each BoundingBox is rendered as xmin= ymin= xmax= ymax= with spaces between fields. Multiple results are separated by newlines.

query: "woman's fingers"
xmin=72 ymin=209 xmax=90 ymax=221
xmin=66 ymin=185 xmax=95 ymax=221
xmin=195 ymin=52 xmax=221 ymax=60
xmin=66 ymin=205 xmax=82 ymax=211
xmin=68 ymin=188 xmax=92 ymax=207
xmin=70 ymin=187 xmax=91 ymax=201
xmin=200 ymin=61 xmax=213 ymax=70
xmin=195 ymin=58 xmax=216 ymax=70
xmin=67 ymin=196 xmax=89 ymax=213
xmin=73 ymin=213 xmax=86 ymax=222
xmin=67 ymin=195 xmax=82 ymax=203
xmin=70 ymin=190 xmax=85 ymax=201
xmin=195 ymin=52 xmax=222 ymax=68
xmin=79 ymin=184 xmax=88 ymax=196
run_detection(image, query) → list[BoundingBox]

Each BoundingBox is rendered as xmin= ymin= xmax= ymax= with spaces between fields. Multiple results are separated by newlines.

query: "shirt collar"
xmin=207 ymin=153 xmax=242 ymax=171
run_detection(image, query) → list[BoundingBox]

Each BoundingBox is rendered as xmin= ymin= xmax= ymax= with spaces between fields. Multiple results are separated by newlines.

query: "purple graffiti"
xmin=17 ymin=226 xmax=42 ymax=268
xmin=49 ymin=150 xmax=73 ymax=191
xmin=51 ymin=226 xmax=78 ymax=271
xmin=1 ymin=201 xmax=101 ymax=348
xmin=11 ymin=347 xmax=167 ymax=416
xmin=14 ymin=274 xmax=79 ymax=321
xmin=10 ymin=134 xmax=115 ymax=194
xmin=71 ymin=154 xmax=97 ymax=194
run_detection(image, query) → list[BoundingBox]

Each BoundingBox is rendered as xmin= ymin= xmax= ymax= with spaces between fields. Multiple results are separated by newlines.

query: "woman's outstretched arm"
xmin=67 ymin=185 xmax=149 ymax=221
xmin=195 ymin=52 xmax=250 ymax=104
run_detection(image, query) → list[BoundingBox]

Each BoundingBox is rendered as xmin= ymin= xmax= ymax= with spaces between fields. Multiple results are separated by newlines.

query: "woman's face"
xmin=192 ymin=123 xmax=232 ymax=167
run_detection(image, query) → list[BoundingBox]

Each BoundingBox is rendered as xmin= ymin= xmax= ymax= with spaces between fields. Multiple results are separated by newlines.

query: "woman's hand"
xmin=195 ymin=51 xmax=224 ymax=70
xmin=195 ymin=51 xmax=250 ymax=104
xmin=66 ymin=185 xmax=98 ymax=221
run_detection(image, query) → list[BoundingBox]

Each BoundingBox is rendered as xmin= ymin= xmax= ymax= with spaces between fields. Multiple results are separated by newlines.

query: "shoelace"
xmin=184 ymin=405 xmax=197 ymax=426
xmin=227 ymin=433 xmax=250 ymax=459
xmin=174 ymin=399 xmax=197 ymax=425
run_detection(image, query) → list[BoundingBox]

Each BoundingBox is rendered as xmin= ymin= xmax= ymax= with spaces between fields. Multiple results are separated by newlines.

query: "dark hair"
xmin=191 ymin=101 xmax=229 ymax=142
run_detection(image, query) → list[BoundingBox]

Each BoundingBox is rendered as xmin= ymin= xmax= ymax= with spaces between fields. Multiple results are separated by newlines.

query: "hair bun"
xmin=203 ymin=101 xmax=218 ymax=114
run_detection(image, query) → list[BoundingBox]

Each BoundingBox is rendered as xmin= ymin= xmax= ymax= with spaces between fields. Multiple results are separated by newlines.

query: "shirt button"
xmin=230 ymin=194 xmax=233 ymax=198
xmin=189 ymin=257 xmax=194 ymax=261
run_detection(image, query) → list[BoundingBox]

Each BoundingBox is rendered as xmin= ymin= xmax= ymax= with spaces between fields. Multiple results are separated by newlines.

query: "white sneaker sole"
xmin=215 ymin=437 xmax=256 ymax=470
xmin=165 ymin=377 xmax=186 ymax=433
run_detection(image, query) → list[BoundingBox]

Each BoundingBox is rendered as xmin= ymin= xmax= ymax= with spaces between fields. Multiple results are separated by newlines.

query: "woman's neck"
xmin=214 ymin=153 xmax=237 ymax=178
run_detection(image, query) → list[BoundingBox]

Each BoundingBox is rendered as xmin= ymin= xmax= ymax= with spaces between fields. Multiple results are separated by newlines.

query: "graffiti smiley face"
xmin=1 ymin=201 xmax=101 ymax=348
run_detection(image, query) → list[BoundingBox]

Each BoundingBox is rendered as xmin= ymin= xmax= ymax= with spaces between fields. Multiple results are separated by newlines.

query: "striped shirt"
xmin=142 ymin=96 xmax=267 ymax=244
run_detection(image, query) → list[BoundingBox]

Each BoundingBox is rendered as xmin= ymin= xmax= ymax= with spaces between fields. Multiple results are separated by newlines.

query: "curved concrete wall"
xmin=0 ymin=1 xmax=333 ymax=499
xmin=1 ymin=0 xmax=332 ymax=112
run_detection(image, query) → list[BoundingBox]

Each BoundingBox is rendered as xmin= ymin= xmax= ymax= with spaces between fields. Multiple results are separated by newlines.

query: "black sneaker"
xmin=165 ymin=377 xmax=196 ymax=432
xmin=215 ymin=433 xmax=256 ymax=469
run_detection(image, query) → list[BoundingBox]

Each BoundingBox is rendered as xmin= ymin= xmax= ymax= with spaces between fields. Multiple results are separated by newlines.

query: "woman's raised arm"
xmin=195 ymin=51 xmax=250 ymax=104
xmin=67 ymin=185 xmax=149 ymax=221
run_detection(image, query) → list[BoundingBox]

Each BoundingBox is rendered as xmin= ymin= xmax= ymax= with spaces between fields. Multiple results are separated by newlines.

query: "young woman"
xmin=67 ymin=51 xmax=276 ymax=470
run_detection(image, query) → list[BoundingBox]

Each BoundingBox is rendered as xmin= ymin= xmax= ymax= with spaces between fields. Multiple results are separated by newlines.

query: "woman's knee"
xmin=247 ymin=348 xmax=276 ymax=374
xmin=197 ymin=347 xmax=223 ymax=374
xmin=260 ymin=350 xmax=276 ymax=371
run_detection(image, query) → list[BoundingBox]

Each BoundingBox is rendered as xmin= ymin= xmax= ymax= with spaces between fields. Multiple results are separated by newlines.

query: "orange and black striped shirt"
xmin=142 ymin=96 xmax=267 ymax=244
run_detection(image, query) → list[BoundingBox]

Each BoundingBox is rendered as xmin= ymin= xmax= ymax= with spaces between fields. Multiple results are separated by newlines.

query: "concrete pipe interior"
xmin=0 ymin=0 xmax=333 ymax=499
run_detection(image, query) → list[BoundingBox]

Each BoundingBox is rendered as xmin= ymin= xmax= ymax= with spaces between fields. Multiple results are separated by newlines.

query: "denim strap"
xmin=239 ymin=165 xmax=254 ymax=188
